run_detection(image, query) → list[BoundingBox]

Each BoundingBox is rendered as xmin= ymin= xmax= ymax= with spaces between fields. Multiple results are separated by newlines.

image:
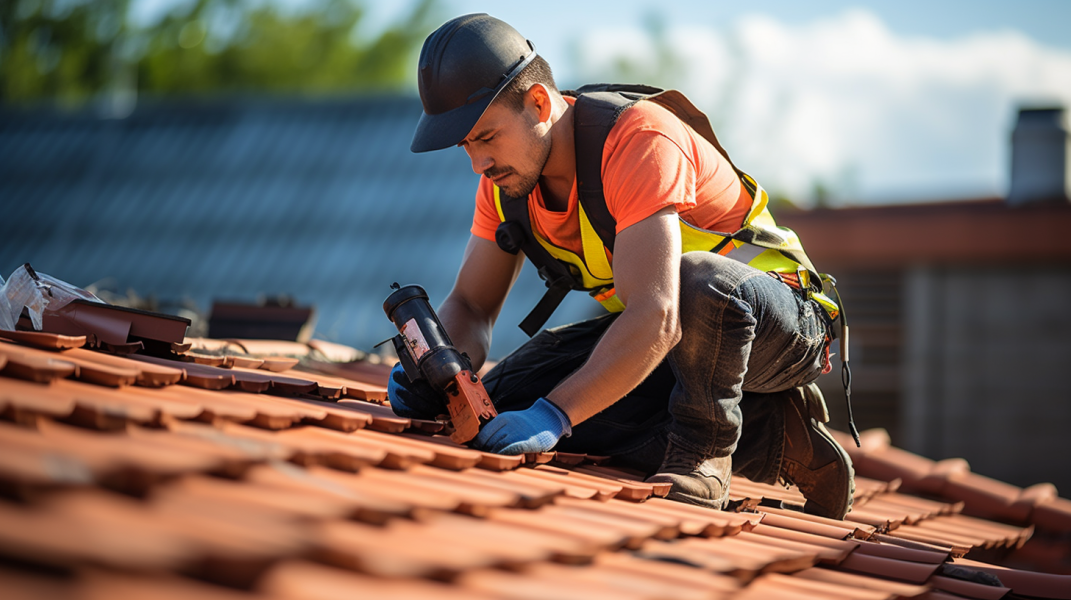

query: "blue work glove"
xmin=386 ymin=363 xmax=444 ymax=420
xmin=472 ymin=397 xmax=572 ymax=455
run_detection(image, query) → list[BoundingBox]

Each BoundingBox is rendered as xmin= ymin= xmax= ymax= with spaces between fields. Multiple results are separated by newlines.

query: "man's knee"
xmin=678 ymin=252 xmax=761 ymax=318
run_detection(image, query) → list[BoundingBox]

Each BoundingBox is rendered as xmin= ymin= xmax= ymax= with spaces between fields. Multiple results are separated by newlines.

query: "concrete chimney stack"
xmin=1008 ymin=107 xmax=1070 ymax=205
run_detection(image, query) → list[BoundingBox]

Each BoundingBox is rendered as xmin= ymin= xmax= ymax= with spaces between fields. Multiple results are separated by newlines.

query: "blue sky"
xmin=133 ymin=0 xmax=1071 ymax=204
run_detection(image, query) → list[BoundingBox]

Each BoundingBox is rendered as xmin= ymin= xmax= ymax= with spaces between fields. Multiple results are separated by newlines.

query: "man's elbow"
xmin=648 ymin=299 xmax=681 ymax=353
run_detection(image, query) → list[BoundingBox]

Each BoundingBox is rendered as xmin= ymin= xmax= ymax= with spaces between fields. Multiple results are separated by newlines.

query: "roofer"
xmin=388 ymin=13 xmax=856 ymax=518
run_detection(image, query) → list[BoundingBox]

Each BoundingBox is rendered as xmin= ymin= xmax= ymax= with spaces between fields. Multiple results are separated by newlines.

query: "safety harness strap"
xmin=496 ymin=188 xmax=581 ymax=337
xmin=573 ymin=89 xmax=648 ymax=253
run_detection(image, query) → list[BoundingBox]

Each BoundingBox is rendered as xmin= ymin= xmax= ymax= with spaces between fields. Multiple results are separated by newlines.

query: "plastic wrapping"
xmin=0 ymin=264 xmax=104 ymax=331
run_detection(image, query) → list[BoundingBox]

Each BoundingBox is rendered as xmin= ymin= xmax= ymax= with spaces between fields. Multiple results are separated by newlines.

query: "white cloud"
xmin=573 ymin=9 xmax=1071 ymax=204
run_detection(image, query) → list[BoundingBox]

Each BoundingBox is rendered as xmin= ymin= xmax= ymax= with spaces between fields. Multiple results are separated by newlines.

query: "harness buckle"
xmin=537 ymin=262 xmax=581 ymax=290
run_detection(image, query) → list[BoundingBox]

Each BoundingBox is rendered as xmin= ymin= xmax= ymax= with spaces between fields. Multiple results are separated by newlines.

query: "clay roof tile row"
xmin=1 ymin=329 xmax=1070 ymax=599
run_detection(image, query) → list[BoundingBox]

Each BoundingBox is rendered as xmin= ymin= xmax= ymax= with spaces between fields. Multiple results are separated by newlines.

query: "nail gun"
xmin=382 ymin=283 xmax=497 ymax=444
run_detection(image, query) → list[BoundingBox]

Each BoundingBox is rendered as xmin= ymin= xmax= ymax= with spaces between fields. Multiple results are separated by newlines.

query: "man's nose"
xmin=469 ymin=151 xmax=493 ymax=176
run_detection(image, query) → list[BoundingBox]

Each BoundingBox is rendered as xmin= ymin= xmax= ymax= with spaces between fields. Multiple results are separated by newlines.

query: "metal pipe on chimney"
xmin=1008 ymin=106 xmax=1071 ymax=205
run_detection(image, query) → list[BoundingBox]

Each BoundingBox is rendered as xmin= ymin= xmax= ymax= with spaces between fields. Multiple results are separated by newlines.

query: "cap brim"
xmin=410 ymin=93 xmax=496 ymax=153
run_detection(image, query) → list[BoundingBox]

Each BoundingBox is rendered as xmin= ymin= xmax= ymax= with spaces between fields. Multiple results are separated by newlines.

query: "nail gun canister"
xmin=383 ymin=284 xmax=497 ymax=443
xmin=382 ymin=284 xmax=465 ymax=390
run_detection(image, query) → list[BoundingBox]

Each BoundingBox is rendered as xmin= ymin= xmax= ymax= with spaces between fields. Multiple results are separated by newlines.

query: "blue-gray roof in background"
xmin=0 ymin=96 xmax=598 ymax=357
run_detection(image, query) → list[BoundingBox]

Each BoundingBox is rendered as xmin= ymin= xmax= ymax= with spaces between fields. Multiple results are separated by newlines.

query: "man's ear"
xmin=526 ymin=83 xmax=553 ymax=124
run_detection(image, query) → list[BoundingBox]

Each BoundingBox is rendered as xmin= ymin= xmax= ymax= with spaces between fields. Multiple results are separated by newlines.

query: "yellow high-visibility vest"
xmin=493 ymin=172 xmax=841 ymax=321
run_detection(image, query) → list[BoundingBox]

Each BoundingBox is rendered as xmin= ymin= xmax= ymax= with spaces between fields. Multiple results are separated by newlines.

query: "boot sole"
xmin=802 ymin=419 xmax=855 ymax=519
xmin=801 ymin=383 xmax=855 ymax=519
xmin=665 ymin=489 xmax=729 ymax=510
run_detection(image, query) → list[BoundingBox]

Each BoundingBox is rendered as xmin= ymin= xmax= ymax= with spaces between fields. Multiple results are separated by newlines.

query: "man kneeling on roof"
xmin=388 ymin=13 xmax=856 ymax=518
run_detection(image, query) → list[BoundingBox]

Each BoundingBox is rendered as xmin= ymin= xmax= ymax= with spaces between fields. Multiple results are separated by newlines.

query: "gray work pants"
xmin=482 ymin=252 xmax=831 ymax=483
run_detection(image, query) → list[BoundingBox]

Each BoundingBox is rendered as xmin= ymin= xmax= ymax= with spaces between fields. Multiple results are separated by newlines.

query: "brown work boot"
xmin=780 ymin=382 xmax=855 ymax=519
xmin=647 ymin=440 xmax=732 ymax=510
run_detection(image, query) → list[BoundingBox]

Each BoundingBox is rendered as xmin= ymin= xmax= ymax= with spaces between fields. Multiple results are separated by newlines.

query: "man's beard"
xmin=495 ymin=169 xmax=541 ymax=198
xmin=486 ymin=132 xmax=552 ymax=198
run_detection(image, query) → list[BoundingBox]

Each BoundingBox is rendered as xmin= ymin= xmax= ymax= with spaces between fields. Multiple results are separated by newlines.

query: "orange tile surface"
xmin=0 ymin=334 xmax=1066 ymax=599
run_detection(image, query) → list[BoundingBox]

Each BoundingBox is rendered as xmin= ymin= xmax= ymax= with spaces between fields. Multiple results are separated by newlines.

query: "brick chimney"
xmin=1008 ymin=106 xmax=1071 ymax=204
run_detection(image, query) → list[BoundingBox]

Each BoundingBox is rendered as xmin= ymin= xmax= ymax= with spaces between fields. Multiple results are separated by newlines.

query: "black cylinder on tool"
xmin=383 ymin=284 xmax=466 ymax=391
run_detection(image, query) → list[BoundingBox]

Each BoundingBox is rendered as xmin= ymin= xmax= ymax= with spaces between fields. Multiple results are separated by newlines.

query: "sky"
xmin=133 ymin=0 xmax=1071 ymax=205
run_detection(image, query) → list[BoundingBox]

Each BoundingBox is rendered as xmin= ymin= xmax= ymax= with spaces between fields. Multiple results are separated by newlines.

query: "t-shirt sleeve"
xmin=470 ymin=175 xmax=501 ymax=242
xmin=602 ymin=105 xmax=698 ymax=233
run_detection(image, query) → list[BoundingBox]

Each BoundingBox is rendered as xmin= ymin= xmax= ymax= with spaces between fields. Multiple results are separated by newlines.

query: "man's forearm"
xmin=436 ymin=293 xmax=494 ymax=371
xmin=547 ymin=301 xmax=681 ymax=425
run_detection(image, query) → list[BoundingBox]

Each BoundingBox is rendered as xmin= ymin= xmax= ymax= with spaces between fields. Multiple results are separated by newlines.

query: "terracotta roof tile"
xmin=743 ymin=572 xmax=896 ymax=600
xmin=402 ymin=432 xmax=526 ymax=470
xmin=78 ymin=569 xmax=264 ymax=600
xmin=149 ymin=386 xmax=273 ymax=425
xmin=224 ymin=355 xmax=264 ymax=369
xmin=260 ymin=560 xmax=500 ymax=600
xmin=357 ymin=466 xmax=520 ymax=515
xmin=335 ymin=398 xmax=427 ymax=432
xmin=831 ymin=428 xmax=1065 ymax=537
xmin=539 ymin=503 xmax=668 ymax=547
xmin=2 ymin=565 xmax=80 ymax=600
xmin=456 ymin=567 xmax=656 ymax=600
xmin=1 ymin=330 xmax=1069 ymax=599
xmin=1031 ymin=496 xmax=1071 ymax=533
xmin=749 ymin=523 xmax=860 ymax=563
xmin=952 ymin=557 xmax=1071 ymax=599
xmin=301 ymin=464 xmax=460 ymax=514
xmin=844 ymin=506 xmax=903 ymax=530
xmin=758 ymin=506 xmax=872 ymax=540
xmin=837 ymin=551 xmax=943 ymax=583
xmin=792 ymin=567 xmax=931 ymax=597
xmin=226 ymin=339 xmax=311 ymax=358
xmin=408 ymin=465 xmax=559 ymax=509
xmin=0 ymin=377 xmax=77 ymax=419
xmin=595 ymin=550 xmax=744 ymax=593
xmin=735 ymin=529 xmax=851 ymax=564
xmin=644 ymin=497 xmax=761 ymax=535
xmin=636 ymin=538 xmax=742 ymax=575
xmin=14 ymin=419 xmax=236 ymax=487
xmin=0 ymin=489 xmax=202 ymax=571
xmin=538 ymin=463 xmax=657 ymax=501
xmin=0 ymin=346 xmax=78 ymax=383
xmin=66 ymin=347 xmax=185 ymax=387
xmin=186 ymin=353 xmax=228 ymax=367
xmin=508 ymin=466 xmax=621 ymax=501
xmin=490 ymin=506 xmax=631 ymax=551
xmin=260 ymin=424 xmax=427 ymax=469
xmin=0 ymin=330 xmax=87 ymax=350
xmin=926 ymin=574 xmax=1010 ymax=600
xmin=312 ymin=518 xmax=508 ymax=578
xmin=853 ymin=538 xmax=950 ymax=564
xmin=886 ymin=527 xmax=973 ymax=557
xmin=871 ymin=532 xmax=960 ymax=557
xmin=676 ymin=535 xmax=818 ymax=579
xmin=521 ymin=561 xmax=727 ymax=600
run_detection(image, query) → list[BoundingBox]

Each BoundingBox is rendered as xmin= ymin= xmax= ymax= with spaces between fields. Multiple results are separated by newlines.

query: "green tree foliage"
xmin=0 ymin=0 xmax=439 ymax=107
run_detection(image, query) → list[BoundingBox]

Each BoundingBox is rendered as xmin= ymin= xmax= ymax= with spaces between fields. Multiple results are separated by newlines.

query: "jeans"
xmin=482 ymin=252 xmax=831 ymax=484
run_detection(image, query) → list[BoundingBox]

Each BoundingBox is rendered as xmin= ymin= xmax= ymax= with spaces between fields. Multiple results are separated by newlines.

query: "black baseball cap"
xmin=411 ymin=14 xmax=537 ymax=153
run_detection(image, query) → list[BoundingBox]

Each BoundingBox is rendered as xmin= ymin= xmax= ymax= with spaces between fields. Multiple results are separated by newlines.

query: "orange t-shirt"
xmin=470 ymin=97 xmax=751 ymax=259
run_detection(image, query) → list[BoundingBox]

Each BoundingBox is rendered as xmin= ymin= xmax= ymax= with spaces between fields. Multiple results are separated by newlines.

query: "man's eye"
xmin=482 ymin=135 xmax=495 ymax=143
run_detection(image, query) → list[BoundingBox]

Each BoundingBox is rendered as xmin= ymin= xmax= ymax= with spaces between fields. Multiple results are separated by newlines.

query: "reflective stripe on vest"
xmin=493 ymin=176 xmax=840 ymax=321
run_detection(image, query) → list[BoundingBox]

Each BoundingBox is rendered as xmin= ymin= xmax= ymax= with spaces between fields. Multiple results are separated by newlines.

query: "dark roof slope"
xmin=0 ymin=96 xmax=595 ymax=357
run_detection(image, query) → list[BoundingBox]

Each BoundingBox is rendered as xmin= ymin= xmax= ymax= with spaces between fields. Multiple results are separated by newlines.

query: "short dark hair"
xmin=496 ymin=55 xmax=557 ymax=111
